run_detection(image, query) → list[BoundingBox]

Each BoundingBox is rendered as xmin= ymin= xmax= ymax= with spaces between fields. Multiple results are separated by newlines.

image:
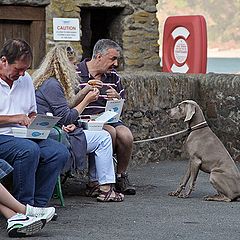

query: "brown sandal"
xmin=85 ymin=184 xmax=100 ymax=197
xmin=97 ymin=187 xmax=124 ymax=202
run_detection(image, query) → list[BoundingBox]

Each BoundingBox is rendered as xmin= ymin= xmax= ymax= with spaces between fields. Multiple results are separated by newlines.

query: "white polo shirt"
xmin=0 ymin=72 xmax=37 ymax=135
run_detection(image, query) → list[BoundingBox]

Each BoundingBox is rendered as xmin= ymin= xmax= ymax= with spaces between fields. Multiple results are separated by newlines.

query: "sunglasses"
xmin=66 ymin=46 xmax=74 ymax=56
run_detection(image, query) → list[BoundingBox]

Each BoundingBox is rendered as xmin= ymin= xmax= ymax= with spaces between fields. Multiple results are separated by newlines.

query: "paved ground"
xmin=1 ymin=160 xmax=240 ymax=240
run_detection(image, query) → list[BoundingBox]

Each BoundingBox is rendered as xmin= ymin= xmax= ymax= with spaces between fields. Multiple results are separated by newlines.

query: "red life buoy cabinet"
xmin=162 ymin=15 xmax=207 ymax=74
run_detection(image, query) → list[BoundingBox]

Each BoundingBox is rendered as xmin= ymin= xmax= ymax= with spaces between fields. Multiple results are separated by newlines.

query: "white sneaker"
xmin=7 ymin=213 xmax=45 ymax=238
xmin=26 ymin=204 xmax=55 ymax=223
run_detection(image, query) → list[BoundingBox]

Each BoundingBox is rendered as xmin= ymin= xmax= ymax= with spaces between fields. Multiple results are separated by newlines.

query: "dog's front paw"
xmin=168 ymin=191 xmax=180 ymax=197
xmin=178 ymin=192 xmax=189 ymax=198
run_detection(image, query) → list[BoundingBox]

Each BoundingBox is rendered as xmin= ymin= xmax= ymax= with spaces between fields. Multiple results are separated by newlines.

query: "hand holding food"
xmin=85 ymin=88 xmax=100 ymax=103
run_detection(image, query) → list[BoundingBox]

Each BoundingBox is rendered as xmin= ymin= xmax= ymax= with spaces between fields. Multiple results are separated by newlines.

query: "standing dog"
xmin=167 ymin=100 xmax=240 ymax=202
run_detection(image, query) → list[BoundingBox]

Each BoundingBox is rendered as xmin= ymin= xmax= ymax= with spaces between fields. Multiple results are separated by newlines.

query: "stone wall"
xmin=120 ymin=71 xmax=240 ymax=167
xmin=1 ymin=0 xmax=160 ymax=70
xmin=46 ymin=0 xmax=82 ymax=55
xmin=46 ymin=0 xmax=160 ymax=70
xmin=0 ymin=0 xmax=50 ymax=5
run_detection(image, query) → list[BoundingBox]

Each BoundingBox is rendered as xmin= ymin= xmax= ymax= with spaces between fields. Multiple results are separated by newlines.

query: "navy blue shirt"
xmin=35 ymin=77 xmax=79 ymax=126
xmin=35 ymin=77 xmax=87 ymax=172
xmin=76 ymin=59 xmax=125 ymax=115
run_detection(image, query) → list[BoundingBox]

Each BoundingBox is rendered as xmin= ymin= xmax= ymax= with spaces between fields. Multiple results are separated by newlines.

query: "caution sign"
xmin=53 ymin=18 xmax=80 ymax=41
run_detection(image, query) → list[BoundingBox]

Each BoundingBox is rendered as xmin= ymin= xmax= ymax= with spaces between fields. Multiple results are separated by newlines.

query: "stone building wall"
xmin=45 ymin=0 xmax=81 ymax=55
xmin=120 ymin=72 xmax=240 ymax=167
xmin=0 ymin=0 xmax=160 ymax=70
xmin=46 ymin=0 xmax=160 ymax=70
xmin=0 ymin=0 xmax=50 ymax=5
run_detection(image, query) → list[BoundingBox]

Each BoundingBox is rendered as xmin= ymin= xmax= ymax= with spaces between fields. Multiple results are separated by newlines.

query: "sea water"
xmin=207 ymin=58 xmax=240 ymax=74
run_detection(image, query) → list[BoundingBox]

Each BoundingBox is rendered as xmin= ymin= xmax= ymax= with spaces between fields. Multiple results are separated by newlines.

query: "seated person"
xmin=0 ymin=159 xmax=55 ymax=238
xmin=33 ymin=45 xmax=124 ymax=202
xmin=76 ymin=39 xmax=136 ymax=195
xmin=0 ymin=39 xmax=69 ymax=207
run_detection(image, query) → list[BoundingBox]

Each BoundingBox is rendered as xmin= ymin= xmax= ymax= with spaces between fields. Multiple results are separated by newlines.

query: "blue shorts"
xmin=108 ymin=120 xmax=125 ymax=128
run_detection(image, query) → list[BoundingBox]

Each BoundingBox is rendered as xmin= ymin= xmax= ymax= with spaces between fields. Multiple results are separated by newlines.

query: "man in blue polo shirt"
xmin=76 ymin=39 xmax=136 ymax=195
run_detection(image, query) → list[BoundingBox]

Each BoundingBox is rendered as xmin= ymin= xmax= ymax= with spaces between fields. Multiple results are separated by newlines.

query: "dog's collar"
xmin=188 ymin=121 xmax=208 ymax=132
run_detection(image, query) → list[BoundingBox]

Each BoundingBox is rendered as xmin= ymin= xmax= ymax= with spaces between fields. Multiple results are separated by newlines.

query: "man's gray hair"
xmin=92 ymin=39 xmax=122 ymax=59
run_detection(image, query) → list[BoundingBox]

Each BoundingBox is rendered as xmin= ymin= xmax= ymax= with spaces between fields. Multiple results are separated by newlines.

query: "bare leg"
xmin=0 ymin=184 xmax=52 ymax=237
xmin=0 ymin=204 xmax=16 ymax=219
xmin=115 ymin=125 xmax=133 ymax=173
xmin=0 ymin=183 xmax=26 ymax=219
xmin=103 ymin=124 xmax=133 ymax=173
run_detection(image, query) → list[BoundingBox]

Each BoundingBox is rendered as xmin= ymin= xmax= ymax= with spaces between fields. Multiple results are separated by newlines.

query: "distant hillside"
xmin=157 ymin=0 xmax=240 ymax=51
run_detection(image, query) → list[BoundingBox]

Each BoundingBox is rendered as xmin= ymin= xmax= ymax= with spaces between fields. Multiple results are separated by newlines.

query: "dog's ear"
xmin=184 ymin=103 xmax=196 ymax=122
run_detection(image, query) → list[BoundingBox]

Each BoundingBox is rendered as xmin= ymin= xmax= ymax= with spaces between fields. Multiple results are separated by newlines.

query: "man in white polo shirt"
xmin=0 ymin=39 xmax=69 ymax=207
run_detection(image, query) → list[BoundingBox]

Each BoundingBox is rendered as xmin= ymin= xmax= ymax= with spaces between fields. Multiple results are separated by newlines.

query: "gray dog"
xmin=167 ymin=100 xmax=240 ymax=202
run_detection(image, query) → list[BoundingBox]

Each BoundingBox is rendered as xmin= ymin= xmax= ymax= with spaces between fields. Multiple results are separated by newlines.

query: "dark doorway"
xmin=80 ymin=7 xmax=123 ymax=60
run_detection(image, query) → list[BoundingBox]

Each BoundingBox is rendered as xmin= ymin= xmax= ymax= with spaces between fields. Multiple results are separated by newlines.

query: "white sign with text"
xmin=53 ymin=18 xmax=80 ymax=41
